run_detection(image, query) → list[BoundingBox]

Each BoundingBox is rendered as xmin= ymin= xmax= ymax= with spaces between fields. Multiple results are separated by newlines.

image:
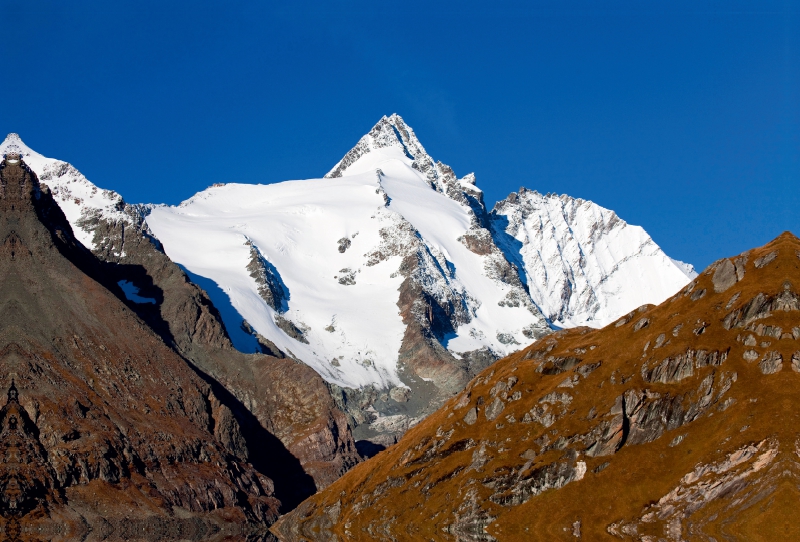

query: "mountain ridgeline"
xmin=274 ymin=232 xmax=800 ymax=541
xmin=0 ymin=115 xmax=760 ymax=540
xmin=0 ymin=118 xmax=695 ymax=452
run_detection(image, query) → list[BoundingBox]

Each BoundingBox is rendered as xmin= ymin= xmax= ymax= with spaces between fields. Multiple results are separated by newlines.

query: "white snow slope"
xmin=145 ymin=117 xmax=548 ymax=388
xmin=491 ymin=188 xmax=697 ymax=329
xmin=1 ymin=119 xmax=696 ymax=390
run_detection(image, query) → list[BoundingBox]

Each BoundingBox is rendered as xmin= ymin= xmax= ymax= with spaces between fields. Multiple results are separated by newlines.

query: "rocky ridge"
xmin=491 ymin=187 xmax=696 ymax=328
xmin=0 ymin=151 xmax=280 ymax=536
xmin=274 ymin=232 xmax=800 ymax=541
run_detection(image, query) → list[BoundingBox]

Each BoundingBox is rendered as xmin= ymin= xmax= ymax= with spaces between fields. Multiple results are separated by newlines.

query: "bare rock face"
xmin=245 ymin=237 xmax=288 ymax=312
xmin=0 ymin=155 xmax=279 ymax=534
xmin=274 ymin=232 xmax=800 ymax=541
xmin=712 ymin=258 xmax=738 ymax=292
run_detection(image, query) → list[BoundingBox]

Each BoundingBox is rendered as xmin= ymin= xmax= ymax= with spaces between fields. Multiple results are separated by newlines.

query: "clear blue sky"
xmin=1 ymin=0 xmax=797 ymax=269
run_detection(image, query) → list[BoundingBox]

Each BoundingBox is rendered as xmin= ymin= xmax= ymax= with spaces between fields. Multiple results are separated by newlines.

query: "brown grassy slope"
xmin=274 ymin=231 xmax=800 ymax=541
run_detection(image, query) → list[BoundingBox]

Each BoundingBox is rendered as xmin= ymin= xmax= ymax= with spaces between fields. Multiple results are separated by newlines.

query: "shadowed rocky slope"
xmin=0 ymin=154 xmax=283 ymax=537
xmin=80 ymin=197 xmax=360 ymax=506
xmin=274 ymin=232 xmax=800 ymax=541
xmin=0 ymin=135 xmax=361 ymax=501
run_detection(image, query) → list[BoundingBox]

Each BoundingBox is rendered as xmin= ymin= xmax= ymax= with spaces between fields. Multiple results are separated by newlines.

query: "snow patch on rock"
xmin=0 ymin=133 xmax=147 ymax=252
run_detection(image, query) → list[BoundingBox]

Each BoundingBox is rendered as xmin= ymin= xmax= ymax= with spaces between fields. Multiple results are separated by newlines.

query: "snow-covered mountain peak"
xmin=145 ymin=155 xmax=551 ymax=389
xmin=2 ymin=132 xmax=24 ymax=149
xmin=326 ymin=115 xmax=489 ymax=231
xmin=325 ymin=114 xmax=429 ymax=179
xmin=6 ymin=121 xmax=698 ymax=446
xmin=0 ymin=134 xmax=146 ymax=252
xmin=1 ymin=133 xmax=41 ymax=161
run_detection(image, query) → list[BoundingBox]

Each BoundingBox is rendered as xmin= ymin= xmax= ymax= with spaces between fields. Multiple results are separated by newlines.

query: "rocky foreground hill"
xmin=274 ymin=232 xmax=800 ymax=541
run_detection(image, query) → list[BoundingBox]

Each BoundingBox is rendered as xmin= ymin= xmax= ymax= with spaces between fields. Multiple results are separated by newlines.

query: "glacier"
xmin=0 ymin=119 xmax=695 ymax=393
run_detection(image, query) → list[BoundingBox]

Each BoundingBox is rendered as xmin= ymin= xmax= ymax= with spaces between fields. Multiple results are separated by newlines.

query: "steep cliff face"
xmin=0 ymin=153 xmax=279 ymax=535
xmin=274 ymin=232 xmax=800 ymax=542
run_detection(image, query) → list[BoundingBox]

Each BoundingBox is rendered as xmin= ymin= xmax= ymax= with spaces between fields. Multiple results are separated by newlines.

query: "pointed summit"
xmin=0 ymin=133 xmax=138 ymax=251
xmin=0 ymin=133 xmax=40 ymax=163
xmin=325 ymin=114 xmax=483 ymax=207
xmin=325 ymin=113 xmax=433 ymax=178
